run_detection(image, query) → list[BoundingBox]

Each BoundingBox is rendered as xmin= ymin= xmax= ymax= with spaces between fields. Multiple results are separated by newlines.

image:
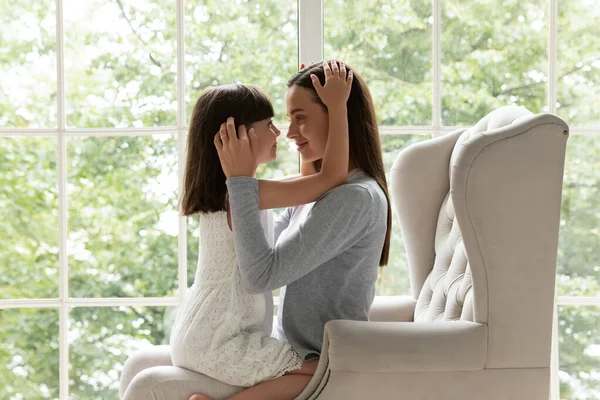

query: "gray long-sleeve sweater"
xmin=226 ymin=169 xmax=388 ymax=360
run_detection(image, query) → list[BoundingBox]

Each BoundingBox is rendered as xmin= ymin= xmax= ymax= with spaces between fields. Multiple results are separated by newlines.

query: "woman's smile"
xmin=296 ymin=141 xmax=308 ymax=152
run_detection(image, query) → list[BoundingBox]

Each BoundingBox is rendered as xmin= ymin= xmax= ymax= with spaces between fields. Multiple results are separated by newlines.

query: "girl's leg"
xmin=230 ymin=375 xmax=312 ymax=400
xmin=120 ymin=345 xmax=173 ymax=398
xmin=124 ymin=365 xmax=243 ymax=400
xmin=188 ymin=359 xmax=319 ymax=400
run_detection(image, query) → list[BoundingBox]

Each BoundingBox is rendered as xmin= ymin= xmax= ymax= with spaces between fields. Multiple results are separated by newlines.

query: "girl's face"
xmin=250 ymin=117 xmax=280 ymax=164
xmin=285 ymin=85 xmax=329 ymax=162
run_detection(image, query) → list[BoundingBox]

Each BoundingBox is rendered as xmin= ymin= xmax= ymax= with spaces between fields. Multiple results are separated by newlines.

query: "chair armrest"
xmin=368 ymin=295 xmax=416 ymax=322
xmin=324 ymin=320 xmax=487 ymax=373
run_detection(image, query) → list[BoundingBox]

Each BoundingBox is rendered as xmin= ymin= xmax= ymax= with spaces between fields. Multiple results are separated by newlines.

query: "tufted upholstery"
xmin=414 ymin=106 xmax=534 ymax=324
xmin=414 ymin=192 xmax=475 ymax=322
xmin=297 ymin=106 xmax=569 ymax=400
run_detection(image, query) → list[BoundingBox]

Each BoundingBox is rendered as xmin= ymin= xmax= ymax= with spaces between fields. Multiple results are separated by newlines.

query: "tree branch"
xmin=493 ymin=58 xmax=600 ymax=97
xmin=115 ymin=0 xmax=162 ymax=68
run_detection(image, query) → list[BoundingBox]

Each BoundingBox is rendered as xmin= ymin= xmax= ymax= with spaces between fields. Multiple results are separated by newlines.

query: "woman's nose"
xmin=274 ymin=125 xmax=281 ymax=137
xmin=286 ymin=124 xmax=297 ymax=139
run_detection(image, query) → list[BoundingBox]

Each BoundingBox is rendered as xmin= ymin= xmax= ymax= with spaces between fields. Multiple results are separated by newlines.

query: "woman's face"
xmin=250 ymin=117 xmax=280 ymax=164
xmin=285 ymin=85 xmax=329 ymax=162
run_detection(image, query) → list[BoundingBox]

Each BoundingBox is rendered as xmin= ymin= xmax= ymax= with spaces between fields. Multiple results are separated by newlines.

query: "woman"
xmin=220 ymin=57 xmax=391 ymax=362
xmin=120 ymin=61 xmax=391 ymax=400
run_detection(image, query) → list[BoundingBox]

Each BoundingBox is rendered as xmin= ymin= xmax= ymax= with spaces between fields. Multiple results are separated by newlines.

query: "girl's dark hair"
xmin=287 ymin=62 xmax=392 ymax=267
xmin=180 ymin=84 xmax=274 ymax=215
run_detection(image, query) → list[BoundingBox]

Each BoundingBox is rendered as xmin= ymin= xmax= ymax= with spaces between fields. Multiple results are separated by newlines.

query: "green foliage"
xmin=1 ymin=0 xmax=599 ymax=399
xmin=440 ymin=0 xmax=549 ymax=124
xmin=325 ymin=0 xmax=433 ymax=125
xmin=0 ymin=309 xmax=59 ymax=399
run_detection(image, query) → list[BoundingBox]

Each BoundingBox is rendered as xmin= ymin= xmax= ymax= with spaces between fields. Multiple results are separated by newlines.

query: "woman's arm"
xmin=255 ymin=97 xmax=348 ymax=209
xmin=226 ymin=178 xmax=374 ymax=293
xmin=214 ymin=60 xmax=353 ymax=210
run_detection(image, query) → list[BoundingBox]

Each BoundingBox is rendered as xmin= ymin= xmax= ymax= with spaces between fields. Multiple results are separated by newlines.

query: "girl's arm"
xmin=300 ymin=157 xmax=318 ymax=176
xmin=271 ymin=156 xmax=317 ymax=181
xmin=214 ymin=60 xmax=353 ymax=210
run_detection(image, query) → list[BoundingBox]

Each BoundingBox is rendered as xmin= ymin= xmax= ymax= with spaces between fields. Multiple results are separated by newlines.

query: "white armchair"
xmin=297 ymin=106 xmax=569 ymax=400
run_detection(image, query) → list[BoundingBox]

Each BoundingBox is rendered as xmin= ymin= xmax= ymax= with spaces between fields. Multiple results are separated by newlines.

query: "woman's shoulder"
xmin=316 ymin=179 xmax=385 ymax=214
xmin=331 ymin=171 xmax=385 ymax=202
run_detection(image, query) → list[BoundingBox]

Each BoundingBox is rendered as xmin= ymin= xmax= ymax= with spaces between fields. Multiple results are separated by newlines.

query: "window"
xmin=1 ymin=1 xmax=598 ymax=398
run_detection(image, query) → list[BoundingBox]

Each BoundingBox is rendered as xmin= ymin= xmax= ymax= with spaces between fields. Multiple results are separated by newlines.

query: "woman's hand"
xmin=311 ymin=60 xmax=353 ymax=110
xmin=214 ymin=117 xmax=258 ymax=178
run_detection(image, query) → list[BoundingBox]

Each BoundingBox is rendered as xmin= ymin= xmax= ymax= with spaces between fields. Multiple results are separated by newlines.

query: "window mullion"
xmin=433 ymin=0 xmax=442 ymax=134
xmin=298 ymin=0 xmax=323 ymax=68
xmin=548 ymin=0 xmax=558 ymax=114
xmin=55 ymin=0 xmax=69 ymax=397
xmin=550 ymin=300 xmax=559 ymax=400
xmin=177 ymin=0 xmax=188 ymax=303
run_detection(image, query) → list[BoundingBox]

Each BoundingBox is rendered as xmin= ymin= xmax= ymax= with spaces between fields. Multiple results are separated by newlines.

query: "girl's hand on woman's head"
xmin=214 ymin=117 xmax=259 ymax=178
xmin=311 ymin=60 xmax=353 ymax=110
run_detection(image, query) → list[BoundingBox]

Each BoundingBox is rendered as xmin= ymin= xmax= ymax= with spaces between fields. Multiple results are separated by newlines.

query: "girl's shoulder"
xmin=199 ymin=211 xmax=230 ymax=233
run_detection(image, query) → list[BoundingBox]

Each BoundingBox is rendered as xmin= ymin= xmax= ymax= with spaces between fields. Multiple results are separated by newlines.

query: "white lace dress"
xmin=170 ymin=210 xmax=303 ymax=387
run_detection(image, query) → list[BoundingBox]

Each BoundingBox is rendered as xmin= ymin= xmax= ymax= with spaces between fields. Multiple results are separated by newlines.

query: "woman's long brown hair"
xmin=287 ymin=62 xmax=392 ymax=267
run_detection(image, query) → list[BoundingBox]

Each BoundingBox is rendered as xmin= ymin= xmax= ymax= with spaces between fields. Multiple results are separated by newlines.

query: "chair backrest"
xmin=390 ymin=106 xmax=568 ymax=368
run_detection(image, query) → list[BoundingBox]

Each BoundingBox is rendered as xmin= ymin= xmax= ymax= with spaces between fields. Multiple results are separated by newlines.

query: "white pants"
xmin=120 ymin=345 xmax=244 ymax=400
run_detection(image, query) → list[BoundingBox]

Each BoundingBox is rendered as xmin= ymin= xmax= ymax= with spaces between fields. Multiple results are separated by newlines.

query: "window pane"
xmin=184 ymin=0 xmax=298 ymax=124
xmin=0 ymin=137 xmax=58 ymax=299
xmin=442 ymin=0 xmax=548 ymax=126
xmin=0 ymin=308 xmax=59 ymax=399
xmin=0 ymin=1 xmax=57 ymax=128
xmin=559 ymin=305 xmax=600 ymax=399
xmin=325 ymin=0 xmax=432 ymax=126
xmin=377 ymin=134 xmax=430 ymax=295
xmin=557 ymin=135 xmax=600 ymax=297
xmin=69 ymin=306 xmax=171 ymax=399
xmin=557 ymin=0 xmax=600 ymax=126
xmin=67 ymin=136 xmax=178 ymax=298
xmin=64 ymin=0 xmax=177 ymax=128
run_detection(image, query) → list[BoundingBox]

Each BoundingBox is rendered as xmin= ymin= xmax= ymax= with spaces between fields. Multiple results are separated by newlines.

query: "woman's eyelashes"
xmin=286 ymin=115 xmax=305 ymax=125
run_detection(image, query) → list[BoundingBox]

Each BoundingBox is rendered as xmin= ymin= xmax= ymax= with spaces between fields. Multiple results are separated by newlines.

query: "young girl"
xmin=170 ymin=61 xmax=353 ymax=400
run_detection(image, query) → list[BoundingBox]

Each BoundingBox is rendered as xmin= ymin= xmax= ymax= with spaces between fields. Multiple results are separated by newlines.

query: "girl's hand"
xmin=214 ymin=117 xmax=258 ymax=178
xmin=311 ymin=60 xmax=353 ymax=110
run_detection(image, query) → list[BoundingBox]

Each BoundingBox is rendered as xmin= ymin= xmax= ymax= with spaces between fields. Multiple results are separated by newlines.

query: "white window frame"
xmin=0 ymin=0 xmax=598 ymax=399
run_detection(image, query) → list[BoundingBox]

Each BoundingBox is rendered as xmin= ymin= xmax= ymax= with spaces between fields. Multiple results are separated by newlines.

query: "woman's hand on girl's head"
xmin=311 ymin=60 xmax=353 ymax=111
xmin=214 ymin=117 xmax=259 ymax=178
